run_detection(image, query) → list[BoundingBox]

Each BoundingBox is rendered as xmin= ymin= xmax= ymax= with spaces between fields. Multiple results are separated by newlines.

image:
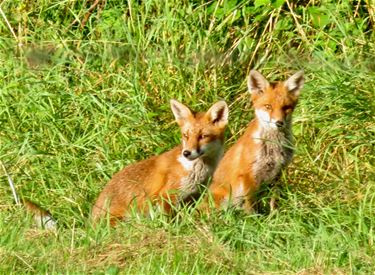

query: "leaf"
xmin=308 ymin=7 xmax=330 ymax=29
xmin=275 ymin=17 xmax=292 ymax=31
xmin=207 ymin=1 xmax=218 ymax=15
xmin=224 ymin=0 xmax=238 ymax=12
xmin=272 ymin=0 xmax=285 ymax=8
xmin=254 ymin=0 xmax=270 ymax=8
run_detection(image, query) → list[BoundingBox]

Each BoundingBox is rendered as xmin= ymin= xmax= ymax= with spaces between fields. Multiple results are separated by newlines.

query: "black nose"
xmin=183 ymin=150 xmax=191 ymax=158
xmin=276 ymin=121 xmax=284 ymax=128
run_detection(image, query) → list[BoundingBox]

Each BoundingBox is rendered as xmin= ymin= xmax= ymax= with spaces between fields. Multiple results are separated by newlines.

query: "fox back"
xmin=208 ymin=70 xmax=304 ymax=211
xmin=92 ymin=99 xmax=228 ymax=224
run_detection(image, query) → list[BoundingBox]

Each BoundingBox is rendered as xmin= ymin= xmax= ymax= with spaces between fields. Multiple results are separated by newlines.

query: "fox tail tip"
xmin=23 ymin=199 xmax=57 ymax=230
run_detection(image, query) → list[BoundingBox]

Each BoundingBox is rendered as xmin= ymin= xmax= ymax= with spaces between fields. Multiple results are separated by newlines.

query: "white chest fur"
xmin=177 ymin=154 xmax=218 ymax=201
xmin=252 ymin=126 xmax=294 ymax=185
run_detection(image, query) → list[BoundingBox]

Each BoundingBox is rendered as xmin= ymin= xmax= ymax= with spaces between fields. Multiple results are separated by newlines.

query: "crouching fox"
xmin=92 ymin=99 xmax=229 ymax=225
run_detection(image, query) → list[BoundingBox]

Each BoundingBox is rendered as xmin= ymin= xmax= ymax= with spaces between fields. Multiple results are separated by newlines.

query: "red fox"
xmin=208 ymin=70 xmax=304 ymax=212
xmin=92 ymin=99 xmax=229 ymax=224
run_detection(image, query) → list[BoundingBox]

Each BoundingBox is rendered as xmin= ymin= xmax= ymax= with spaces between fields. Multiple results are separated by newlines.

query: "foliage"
xmin=0 ymin=0 xmax=374 ymax=273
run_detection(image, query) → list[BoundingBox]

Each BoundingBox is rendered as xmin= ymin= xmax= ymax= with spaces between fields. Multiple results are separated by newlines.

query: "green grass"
xmin=1 ymin=0 xmax=374 ymax=273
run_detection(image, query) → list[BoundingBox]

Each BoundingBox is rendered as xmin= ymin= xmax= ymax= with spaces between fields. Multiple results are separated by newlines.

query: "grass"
xmin=0 ymin=0 xmax=374 ymax=273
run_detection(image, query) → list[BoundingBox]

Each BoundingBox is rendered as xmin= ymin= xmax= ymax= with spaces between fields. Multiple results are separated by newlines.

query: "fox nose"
xmin=183 ymin=150 xmax=191 ymax=158
xmin=275 ymin=121 xmax=284 ymax=128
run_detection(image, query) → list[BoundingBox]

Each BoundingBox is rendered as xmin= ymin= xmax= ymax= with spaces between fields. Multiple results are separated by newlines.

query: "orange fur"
xmin=92 ymin=99 xmax=228 ymax=225
xmin=208 ymin=70 xmax=304 ymax=212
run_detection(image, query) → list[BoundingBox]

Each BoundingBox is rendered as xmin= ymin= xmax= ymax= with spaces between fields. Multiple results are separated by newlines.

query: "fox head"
xmin=247 ymin=70 xmax=304 ymax=129
xmin=170 ymin=99 xmax=229 ymax=161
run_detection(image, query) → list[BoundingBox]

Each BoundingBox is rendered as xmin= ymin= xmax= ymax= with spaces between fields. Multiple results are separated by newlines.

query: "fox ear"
xmin=284 ymin=70 xmax=304 ymax=97
xmin=170 ymin=99 xmax=192 ymax=123
xmin=247 ymin=70 xmax=270 ymax=94
xmin=206 ymin=101 xmax=228 ymax=127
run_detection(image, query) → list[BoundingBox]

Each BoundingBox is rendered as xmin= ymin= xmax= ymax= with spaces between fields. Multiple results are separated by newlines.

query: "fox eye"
xmin=183 ymin=133 xmax=188 ymax=138
xmin=264 ymin=104 xmax=272 ymax=110
xmin=199 ymin=134 xmax=209 ymax=140
xmin=283 ymin=105 xmax=293 ymax=112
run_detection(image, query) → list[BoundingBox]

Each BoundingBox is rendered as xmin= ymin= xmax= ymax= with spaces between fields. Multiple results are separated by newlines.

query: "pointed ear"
xmin=284 ymin=70 xmax=304 ymax=97
xmin=206 ymin=101 xmax=228 ymax=128
xmin=247 ymin=70 xmax=270 ymax=95
xmin=170 ymin=99 xmax=192 ymax=123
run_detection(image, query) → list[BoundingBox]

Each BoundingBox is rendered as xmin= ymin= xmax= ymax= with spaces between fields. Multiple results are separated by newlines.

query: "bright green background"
xmin=1 ymin=0 xmax=374 ymax=273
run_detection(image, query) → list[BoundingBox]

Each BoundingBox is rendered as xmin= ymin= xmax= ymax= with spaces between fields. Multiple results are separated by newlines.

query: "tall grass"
xmin=1 ymin=0 xmax=374 ymax=273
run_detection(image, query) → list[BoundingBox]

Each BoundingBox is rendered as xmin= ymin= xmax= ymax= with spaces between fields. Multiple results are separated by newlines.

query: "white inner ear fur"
xmin=247 ymin=70 xmax=270 ymax=94
xmin=284 ymin=70 xmax=304 ymax=96
xmin=207 ymin=101 xmax=228 ymax=125
xmin=170 ymin=99 xmax=192 ymax=121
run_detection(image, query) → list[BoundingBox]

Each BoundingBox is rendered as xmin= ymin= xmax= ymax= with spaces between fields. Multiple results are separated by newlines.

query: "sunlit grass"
xmin=0 ymin=0 xmax=374 ymax=273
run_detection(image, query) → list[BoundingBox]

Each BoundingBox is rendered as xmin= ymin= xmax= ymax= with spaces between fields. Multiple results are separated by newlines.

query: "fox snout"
xmin=275 ymin=120 xmax=284 ymax=128
xmin=182 ymin=148 xmax=203 ymax=160
xmin=182 ymin=136 xmax=203 ymax=160
xmin=270 ymin=116 xmax=287 ymax=129
xmin=182 ymin=140 xmax=222 ymax=161
xmin=255 ymin=109 xmax=288 ymax=129
xmin=272 ymin=115 xmax=286 ymax=128
xmin=272 ymin=109 xmax=288 ymax=128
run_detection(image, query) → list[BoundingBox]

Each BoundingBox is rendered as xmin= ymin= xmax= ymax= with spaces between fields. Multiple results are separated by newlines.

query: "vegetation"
xmin=1 ymin=0 xmax=374 ymax=273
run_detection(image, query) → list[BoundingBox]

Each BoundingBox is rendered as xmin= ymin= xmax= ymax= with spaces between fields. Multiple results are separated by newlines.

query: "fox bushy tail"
xmin=1 ymin=161 xmax=56 ymax=229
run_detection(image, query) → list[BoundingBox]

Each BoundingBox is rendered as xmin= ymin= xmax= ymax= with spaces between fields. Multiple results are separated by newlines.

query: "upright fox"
xmin=208 ymin=70 xmax=304 ymax=211
xmin=92 ymin=99 xmax=228 ymax=224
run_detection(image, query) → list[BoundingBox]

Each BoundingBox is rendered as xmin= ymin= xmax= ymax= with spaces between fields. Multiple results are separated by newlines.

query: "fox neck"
xmin=257 ymin=119 xmax=293 ymax=146
xmin=251 ymin=113 xmax=295 ymax=185
xmin=253 ymin=115 xmax=293 ymax=142
xmin=201 ymin=141 xmax=224 ymax=169
xmin=178 ymin=141 xmax=224 ymax=201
